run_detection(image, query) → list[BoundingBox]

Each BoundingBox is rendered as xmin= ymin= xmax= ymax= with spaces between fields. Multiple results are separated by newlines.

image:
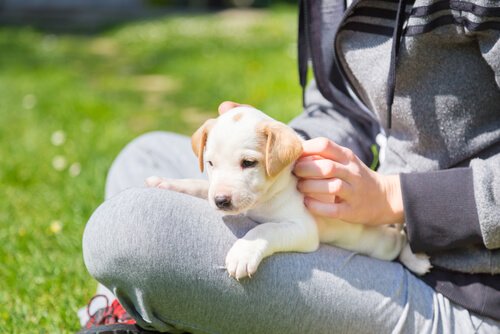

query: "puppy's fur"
xmin=147 ymin=107 xmax=431 ymax=279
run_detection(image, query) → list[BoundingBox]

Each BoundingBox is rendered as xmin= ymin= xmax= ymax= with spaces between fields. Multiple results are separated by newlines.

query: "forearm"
xmin=383 ymin=174 xmax=405 ymax=225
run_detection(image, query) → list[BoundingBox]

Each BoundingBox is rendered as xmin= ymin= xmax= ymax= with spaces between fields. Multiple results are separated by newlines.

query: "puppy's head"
xmin=191 ymin=107 xmax=302 ymax=214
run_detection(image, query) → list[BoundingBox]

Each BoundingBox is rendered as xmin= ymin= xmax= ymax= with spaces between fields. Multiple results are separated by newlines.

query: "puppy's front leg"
xmin=146 ymin=176 xmax=209 ymax=199
xmin=225 ymin=220 xmax=319 ymax=280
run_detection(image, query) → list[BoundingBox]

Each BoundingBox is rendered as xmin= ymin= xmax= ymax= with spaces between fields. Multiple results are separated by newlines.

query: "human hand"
xmin=293 ymin=138 xmax=404 ymax=226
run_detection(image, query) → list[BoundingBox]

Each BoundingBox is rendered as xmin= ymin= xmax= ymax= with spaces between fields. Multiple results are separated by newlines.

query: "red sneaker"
xmin=84 ymin=295 xmax=136 ymax=328
xmin=78 ymin=294 xmax=190 ymax=334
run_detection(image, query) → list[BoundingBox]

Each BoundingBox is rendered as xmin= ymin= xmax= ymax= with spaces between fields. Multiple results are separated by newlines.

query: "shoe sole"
xmin=77 ymin=323 xmax=156 ymax=334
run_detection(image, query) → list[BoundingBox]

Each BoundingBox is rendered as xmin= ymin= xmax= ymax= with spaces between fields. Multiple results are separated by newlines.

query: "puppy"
xmin=147 ymin=107 xmax=431 ymax=279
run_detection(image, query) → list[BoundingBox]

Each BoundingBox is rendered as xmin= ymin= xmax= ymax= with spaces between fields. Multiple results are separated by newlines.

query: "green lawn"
xmin=0 ymin=6 xmax=300 ymax=333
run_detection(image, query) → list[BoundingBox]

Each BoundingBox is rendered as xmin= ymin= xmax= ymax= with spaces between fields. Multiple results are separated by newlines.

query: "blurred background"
xmin=0 ymin=0 xmax=301 ymax=332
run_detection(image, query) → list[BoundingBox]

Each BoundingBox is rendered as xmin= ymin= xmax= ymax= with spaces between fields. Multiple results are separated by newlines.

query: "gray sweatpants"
xmin=82 ymin=131 xmax=500 ymax=334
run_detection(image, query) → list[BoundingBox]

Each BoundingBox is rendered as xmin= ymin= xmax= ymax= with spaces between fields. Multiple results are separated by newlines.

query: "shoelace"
xmin=85 ymin=294 xmax=136 ymax=328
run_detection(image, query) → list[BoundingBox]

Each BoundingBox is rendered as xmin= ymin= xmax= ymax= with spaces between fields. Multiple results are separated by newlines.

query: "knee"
xmin=83 ymin=186 xmax=218 ymax=286
xmin=82 ymin=187 xmax=182 ymax=285
xmin=83 ymin=187 xmax=138 ymax=284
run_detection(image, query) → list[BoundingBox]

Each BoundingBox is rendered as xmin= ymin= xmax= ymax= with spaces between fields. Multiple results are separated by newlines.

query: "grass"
xmin=0 ymin=5 xmax=301 ymax=333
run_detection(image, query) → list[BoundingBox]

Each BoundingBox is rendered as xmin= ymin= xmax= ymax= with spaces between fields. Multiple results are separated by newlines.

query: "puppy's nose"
xmin=214 ymin=195 xmax=232 ymax=210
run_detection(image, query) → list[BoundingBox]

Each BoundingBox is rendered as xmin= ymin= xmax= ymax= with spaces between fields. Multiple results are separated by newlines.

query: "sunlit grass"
xmin=0 ymin=5 xmax=300 ymax=333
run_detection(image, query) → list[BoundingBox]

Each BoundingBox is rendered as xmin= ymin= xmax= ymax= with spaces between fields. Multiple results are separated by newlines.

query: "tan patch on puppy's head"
xmin=256 ymin=121 xmax=303 ymax=178
xmin=191 ymin=118 xmax=217 ymax=172
xmin=232 ymin=112 xmax=243 ymax=122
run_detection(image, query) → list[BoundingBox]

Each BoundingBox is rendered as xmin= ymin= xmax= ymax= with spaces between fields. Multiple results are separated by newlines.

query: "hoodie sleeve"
xmin=470 ymin=155 xmax=500 ymax=250
xmin=401 ymin=153 xmax=500 ymax=253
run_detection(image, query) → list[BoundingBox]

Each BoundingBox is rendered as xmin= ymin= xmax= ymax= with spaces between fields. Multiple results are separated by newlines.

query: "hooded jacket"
xmin=295 ymin=0 xmax=500 ymax=321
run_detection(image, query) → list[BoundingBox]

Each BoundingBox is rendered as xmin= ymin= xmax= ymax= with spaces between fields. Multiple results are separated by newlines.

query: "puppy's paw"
xmin=145 ymin=176 xmax=165 ymax=188
xmin=145 ymin=177 xmax=209 ymax=199
xmin=399 ymin=243 xmax=432 ymax=276
xmin=410 ymin=253 xmax=432 ymax=275
xmin=225 ymin=239 xmax=265 ymax=280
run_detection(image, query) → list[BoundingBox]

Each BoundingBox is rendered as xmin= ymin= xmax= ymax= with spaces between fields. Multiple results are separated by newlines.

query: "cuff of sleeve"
xmin=400 ymin=168 xmax=483 ymax=253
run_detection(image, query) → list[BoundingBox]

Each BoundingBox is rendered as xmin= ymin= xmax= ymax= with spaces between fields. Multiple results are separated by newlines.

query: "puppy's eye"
xmin=241 ymin=159 xmax=257 ymax=169
xmin=207 ymin=161 xmax=213 ymax=167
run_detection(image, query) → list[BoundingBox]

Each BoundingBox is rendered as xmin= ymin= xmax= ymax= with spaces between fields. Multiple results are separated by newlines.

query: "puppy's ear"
xmin=191 ymin=118 xmax=216 ymax=172
xmin=257 ymin=121 xmax=303 ymax=177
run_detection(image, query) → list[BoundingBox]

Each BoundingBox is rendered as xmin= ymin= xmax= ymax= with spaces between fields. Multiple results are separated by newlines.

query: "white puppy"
xmin=147 ymin=107 xmax=431 ymax=279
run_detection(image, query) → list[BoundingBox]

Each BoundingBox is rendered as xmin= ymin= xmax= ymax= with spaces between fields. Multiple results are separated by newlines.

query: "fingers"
xmin=301 ymin=137 xmax=355 ymax=164
xmin=304 ymin=197 xmax=349 ymax=219
xmin=302 ymin=193 xmax=337 ymax=203
xmin=297 ymin=155 xmax=323 ymax=162
xmin=294 ymin=158 xmax=350 ymax=180
xmin=298 ymin=178 xmax=351 ymax=199
xmin=218 ymin=101 xmax=255 ymax=115
xmin=218 ymin=101 xmax=241 ymax=114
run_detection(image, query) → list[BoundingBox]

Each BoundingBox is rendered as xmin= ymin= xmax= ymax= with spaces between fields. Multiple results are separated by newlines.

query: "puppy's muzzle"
xmin=214 ymin=195 xmax=232 ymax=210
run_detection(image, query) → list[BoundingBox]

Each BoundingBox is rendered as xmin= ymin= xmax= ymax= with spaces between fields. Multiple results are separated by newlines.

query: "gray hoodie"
xmin=291 ymin=0 xmax=500 ymax=321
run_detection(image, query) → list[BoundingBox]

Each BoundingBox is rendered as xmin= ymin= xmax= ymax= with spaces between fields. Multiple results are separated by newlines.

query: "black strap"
xmin=386 ymin=0 xmax=408 ymax=129
xmin=298 ymin=0 xmax=380 ymax=129
xmin=307 ymin=0 xmax=346 ymax=104
xmin=298 ymin=0 xmax=310 ymax=108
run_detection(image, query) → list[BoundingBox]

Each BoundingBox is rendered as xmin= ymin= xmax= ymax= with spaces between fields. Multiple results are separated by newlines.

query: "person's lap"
xmin=83 ymin=131 xmax=498 ymax=333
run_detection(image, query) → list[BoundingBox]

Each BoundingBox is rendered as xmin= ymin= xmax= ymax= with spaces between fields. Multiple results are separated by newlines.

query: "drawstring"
xmin=386 ymin=0 xmax=408 ymax=129
xmin=298 ymin=0 xmax=309 ymax=108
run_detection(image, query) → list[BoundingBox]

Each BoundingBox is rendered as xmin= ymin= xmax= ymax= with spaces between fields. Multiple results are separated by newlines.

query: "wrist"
xmin=382 ymin=174 xmax=405 ymax=225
